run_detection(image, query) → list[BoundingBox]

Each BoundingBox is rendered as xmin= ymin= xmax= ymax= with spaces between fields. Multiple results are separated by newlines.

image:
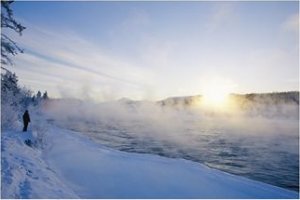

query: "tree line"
xmin=1 ymin=0 xmax=49 ymax=130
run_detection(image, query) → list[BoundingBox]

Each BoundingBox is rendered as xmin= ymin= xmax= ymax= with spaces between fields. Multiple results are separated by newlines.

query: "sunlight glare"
xmin=201 ymin=78 xmax=236 ymax=109
xmin=203 ymin=89 xmax=229 ymax=106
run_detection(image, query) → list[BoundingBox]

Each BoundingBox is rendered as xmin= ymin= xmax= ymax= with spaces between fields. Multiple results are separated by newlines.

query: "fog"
xmin=39 ymin=93 xmax=299 ymax=191
xmin=41 ymin=94 xmax=299 ymax=139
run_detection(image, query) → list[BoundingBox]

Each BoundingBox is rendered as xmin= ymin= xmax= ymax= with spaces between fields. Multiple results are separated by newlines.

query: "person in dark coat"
xmin=23 ymin=110 xmax=31 ymax=132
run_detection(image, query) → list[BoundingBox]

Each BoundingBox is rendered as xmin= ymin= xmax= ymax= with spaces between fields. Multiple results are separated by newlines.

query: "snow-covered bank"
xmin=2 ymin=125 xmax=299 ymax=198
xmin=44 ymin=126 xmax=300 ymax=198
xmin=1 ymin=130 xmax=78 ymax=198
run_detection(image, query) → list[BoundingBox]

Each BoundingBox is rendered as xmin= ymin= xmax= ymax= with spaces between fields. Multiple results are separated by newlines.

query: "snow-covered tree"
xmin=1 ymin=0 xmax=27 ymax=130
xmin=42 ymin=91 xmax=48 ymax=100
xmin=1 ymin=70 xmax=32 ymax=130
xmin=1 ymin=0 xmax=26 ymax=66
xmin=36 ymin=91 xmax=41 ymax=98
xmin=1 ymin=68 xmax=19 ymax=96
xmin=36 ymin=90 xmax=42 ymax=99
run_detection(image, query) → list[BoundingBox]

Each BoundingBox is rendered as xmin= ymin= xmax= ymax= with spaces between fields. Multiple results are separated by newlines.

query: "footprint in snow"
xmin=19 ymin=179 xmax=31 ymax=199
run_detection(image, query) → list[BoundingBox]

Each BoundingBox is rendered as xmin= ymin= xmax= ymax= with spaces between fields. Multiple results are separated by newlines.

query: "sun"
xmin=200 ymin=79 xmax=235 ymax=108
xmin=202 ymin=89 xmax=229 ymax=106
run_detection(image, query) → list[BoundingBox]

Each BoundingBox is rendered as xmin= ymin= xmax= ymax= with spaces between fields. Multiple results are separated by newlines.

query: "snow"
xmin=2 ymin=123 xmax=298 ymax=199
xmin=1 ymin=130 xmax=78 ymax=198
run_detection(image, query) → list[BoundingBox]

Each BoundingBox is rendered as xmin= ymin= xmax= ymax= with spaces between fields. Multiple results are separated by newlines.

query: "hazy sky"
xmin=6 ymin=1 xmax=299 ymax=101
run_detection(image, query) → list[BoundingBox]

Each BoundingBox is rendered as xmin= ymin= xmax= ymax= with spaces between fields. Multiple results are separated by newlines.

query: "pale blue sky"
xmin=6 ymin=1 xmax=299 ymax=101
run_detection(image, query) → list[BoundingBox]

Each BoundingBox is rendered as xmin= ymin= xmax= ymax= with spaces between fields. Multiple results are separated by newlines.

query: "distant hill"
xmin=156 ymin=92 xmax=299 ymax=119
xmin=157 ymin=95 xmax=202 ymax=107
xmin=157 ymin=91 xmax=299 ymax=107
xmin=232 ymin=91 xmax=299 ymax=105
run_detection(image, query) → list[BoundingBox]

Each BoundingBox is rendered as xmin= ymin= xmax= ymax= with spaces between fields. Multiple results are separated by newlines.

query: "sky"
xmin=4 ymin=1 xmax=299 ymax=101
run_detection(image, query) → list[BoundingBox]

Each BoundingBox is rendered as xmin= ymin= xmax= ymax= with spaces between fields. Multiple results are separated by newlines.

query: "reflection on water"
xmin=54 ymin=115 xmax=299 ymax=192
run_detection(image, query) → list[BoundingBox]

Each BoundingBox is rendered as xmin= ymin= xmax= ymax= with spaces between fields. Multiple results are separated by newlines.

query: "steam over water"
xmin=43 ymin=95 xmax=299 ymax=192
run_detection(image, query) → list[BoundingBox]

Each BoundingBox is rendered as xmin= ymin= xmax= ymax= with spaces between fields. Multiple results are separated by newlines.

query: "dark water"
xmin=53 ymin=116 xmax=299 ymax=192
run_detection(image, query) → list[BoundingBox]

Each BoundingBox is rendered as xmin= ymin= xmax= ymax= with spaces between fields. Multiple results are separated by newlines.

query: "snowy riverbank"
xmin=1 ymin=125 xmax=299 ymax=198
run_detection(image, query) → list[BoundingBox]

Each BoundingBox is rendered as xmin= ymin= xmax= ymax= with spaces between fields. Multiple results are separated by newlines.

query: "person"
xmin=23 ymin=110 xmax=31 ymax=132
